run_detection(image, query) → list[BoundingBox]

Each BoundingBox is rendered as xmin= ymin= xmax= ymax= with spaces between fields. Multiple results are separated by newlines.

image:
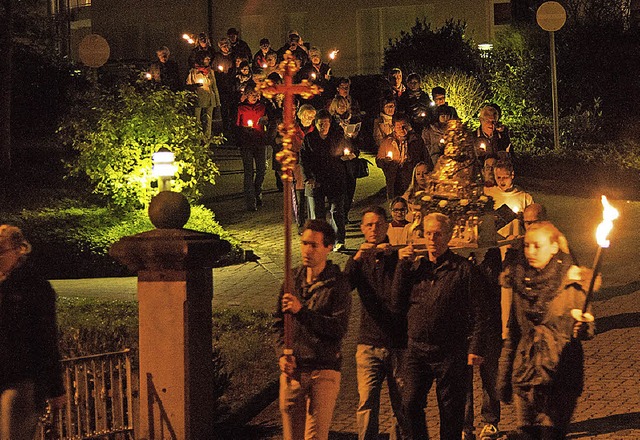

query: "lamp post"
xmin=152 ymin=147 xmax=176 ymax=192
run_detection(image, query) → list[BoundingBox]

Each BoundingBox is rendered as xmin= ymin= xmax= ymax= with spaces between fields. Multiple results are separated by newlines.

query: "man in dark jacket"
xmin=277 ymin=219 xmax=352 ymax=440
xmin=300 ymin=110 xmax=350 ymax=250
xmin=376 ymin=114 xmax=429 ymax=201
xmin=0 ymin=225 xmax=65 ymax=439
xmin=227 ymin=27 xmax=253 ymax=64
xmin=392 ymin=213 xmax=488 ymax=440
xmin=345 ymin=206 xmax=408 ymax=440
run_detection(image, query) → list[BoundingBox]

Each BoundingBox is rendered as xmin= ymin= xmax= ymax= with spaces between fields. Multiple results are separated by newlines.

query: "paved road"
xmin=53 ymin=148 xmax=640 ymax=439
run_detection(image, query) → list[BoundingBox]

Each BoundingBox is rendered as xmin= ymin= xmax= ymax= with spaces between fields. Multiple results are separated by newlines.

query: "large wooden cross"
xmin=260 ymin=52 xmax=322 ymax=354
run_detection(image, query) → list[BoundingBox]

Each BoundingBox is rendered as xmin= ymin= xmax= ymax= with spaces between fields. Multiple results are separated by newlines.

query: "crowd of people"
xmin=146 ymin=28 xmax=597 ymax=440
xmin=277 ymin=206 xmax=595 ymax=440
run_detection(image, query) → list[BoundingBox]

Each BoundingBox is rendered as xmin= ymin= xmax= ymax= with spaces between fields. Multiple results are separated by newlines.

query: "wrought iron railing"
xmin=38 ymin=349 xmax=135 ymax=439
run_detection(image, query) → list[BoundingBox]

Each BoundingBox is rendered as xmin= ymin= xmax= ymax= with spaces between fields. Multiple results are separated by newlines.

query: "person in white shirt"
xmin=484 ymin=160 xmax=533 ymax=239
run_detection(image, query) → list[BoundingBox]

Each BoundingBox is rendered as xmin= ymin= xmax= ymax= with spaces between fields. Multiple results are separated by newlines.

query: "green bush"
xmin=0 ymin=201 xmax=242 ymax=279
xmin=421 ymin=71 xmax=487 ymax=123
xmin=59 ymin=82 xmax=222 ymax=208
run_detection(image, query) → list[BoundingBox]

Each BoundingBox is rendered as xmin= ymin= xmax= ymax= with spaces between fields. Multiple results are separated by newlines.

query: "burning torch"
xmin=571 ymin=195 xmax=620 ymax=322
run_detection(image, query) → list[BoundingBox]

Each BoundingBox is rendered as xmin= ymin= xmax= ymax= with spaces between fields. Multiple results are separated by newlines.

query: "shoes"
xmin=479 ymin=424 xmax=499 ymax=440
xmin=256 ymin=195 xmax=263 ymax=207
xmin=333 ymin=242 xmax=345 ymax=252
xmin=463 ymin=431 xmax=476 ymax=440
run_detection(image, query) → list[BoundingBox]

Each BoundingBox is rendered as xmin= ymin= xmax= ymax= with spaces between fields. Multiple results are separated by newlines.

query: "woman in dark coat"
xmin=498 ymin=221 xmax=595 ymax=440
xmin=0 ymin=225 xmax=65 ymax=439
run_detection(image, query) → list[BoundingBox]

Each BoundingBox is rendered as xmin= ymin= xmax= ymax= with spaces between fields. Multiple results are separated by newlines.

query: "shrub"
xmin=421 ymin=70 xmax=487 ymax=123
xmin=383 ymin=19 xmax=482 ymax=76
xmin=59 ymin=82 xmax=222 ymax=208
xmin=0 ymin=201 xmax=242 ymax=279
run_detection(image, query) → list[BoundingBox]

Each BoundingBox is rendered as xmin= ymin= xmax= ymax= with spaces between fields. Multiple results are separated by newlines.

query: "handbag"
xmin=354 ymin=158 xmax=372 ymax=179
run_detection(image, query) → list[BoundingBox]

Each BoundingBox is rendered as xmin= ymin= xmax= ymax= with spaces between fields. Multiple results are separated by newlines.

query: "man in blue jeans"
xmin=345 ymin=206 xmax=408 ymax=440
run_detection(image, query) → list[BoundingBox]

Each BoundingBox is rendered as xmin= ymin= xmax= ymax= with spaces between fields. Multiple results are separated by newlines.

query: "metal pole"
xmin=282 ymin=65 xmax=295 ymax=353
xmin=550 ymin=31 xmax=560 ymax=151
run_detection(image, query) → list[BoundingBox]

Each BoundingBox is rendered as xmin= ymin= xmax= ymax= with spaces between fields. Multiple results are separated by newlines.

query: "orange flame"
xmin=595 ymin=195 xmax=619 ymax=248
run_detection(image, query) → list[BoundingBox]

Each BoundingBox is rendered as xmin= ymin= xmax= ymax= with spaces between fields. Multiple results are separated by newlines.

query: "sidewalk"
xmin=52 ymin=152 xmax=640 ymax=439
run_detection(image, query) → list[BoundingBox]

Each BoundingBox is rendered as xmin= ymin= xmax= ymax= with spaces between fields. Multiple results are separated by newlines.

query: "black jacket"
xmin=392 ymin=249 xmax=488 ymax=357
xmin=0 ymin=264 xmax=64 ymax=401
xmin=300 ymin=128 xmax=350 ymax=196
xmin=276 ymin=262 xmax=352 ymax=371
xmin=345 ymin=247 xmax=407 ymax=349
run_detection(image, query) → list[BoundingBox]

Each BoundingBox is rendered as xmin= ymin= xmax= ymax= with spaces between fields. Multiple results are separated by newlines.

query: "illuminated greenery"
xmin=421 ymin=70 xmax=486 ymax=123
xmin=0 ymin=201 xmax=242 ymax=279
xmin=59 ymin=83 xmax=222 ymax=208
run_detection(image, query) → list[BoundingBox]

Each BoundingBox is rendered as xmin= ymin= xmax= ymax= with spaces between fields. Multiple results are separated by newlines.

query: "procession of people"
xmin=148 ymin=27 xmax=600 ymax=440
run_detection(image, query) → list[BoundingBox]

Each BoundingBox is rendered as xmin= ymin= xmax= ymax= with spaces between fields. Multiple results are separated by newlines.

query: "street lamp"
xmin=152 ymin=147 xmax=176 ymax=192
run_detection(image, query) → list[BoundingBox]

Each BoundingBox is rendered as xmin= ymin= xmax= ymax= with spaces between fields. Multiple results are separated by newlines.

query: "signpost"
xmin=537 ymin=1 xmax=567 ymax=151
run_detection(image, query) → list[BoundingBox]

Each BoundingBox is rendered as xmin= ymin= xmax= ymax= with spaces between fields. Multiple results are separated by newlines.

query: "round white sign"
xmin=78 ymin=34 xmax=110 ymax=68
xmin=537 ymin=1 xmax=567 ymax=32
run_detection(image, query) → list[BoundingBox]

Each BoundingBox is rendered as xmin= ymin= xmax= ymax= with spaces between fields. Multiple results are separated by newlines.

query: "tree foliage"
xmin=421 ymin=71 xmax=486 ymax=123
xmin=383 ymin=19 xmax=482 ymax=76
xmin=59 ymin=83 xmax=221 ymax=208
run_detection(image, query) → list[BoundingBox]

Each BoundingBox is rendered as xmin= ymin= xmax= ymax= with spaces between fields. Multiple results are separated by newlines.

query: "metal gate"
xmin=38 ymin=349 xmax=135 ymax=439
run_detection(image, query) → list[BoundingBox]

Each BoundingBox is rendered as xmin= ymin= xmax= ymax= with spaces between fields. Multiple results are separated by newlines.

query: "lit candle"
xmin=439 ymin=138 xmax=445 ymax=144
xmin=511 ymin=205 xmax=519 ymax=214
xmin=387 ymin=151 xmax=393 ymax=159
xmin=311 ymin=73 xmax=317 ymax=80
xmin=247 ymin=119 xmax=254 ymax=128
xmin=197 ymin=77 xmax=205 ymax=84
xmin=420 ymin=112 xmax=426 ymax=117
xmin=145 ymin=72 xmax=152 ymax=80
xmin=329 ymin=50 xmax=339 ymax=60
xmin=343 ymin=148 xmax=350 ymax=156
xmin=218 ymin=65 xmax=223 ymax=72
xmin=262 ymin=63 xmax=268 ymax=69
xmin=479 ymin=142 xmax=487 ymax=151
xmin=182 ymin=34 xmax=194 ymax=45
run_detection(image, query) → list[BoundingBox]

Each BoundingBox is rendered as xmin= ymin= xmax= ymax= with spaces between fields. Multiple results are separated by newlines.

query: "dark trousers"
xmin=464 ymin=337 xmax=502 ymax=431
xmin=311 ymin=190 xmax=346 ymax=243
xmin=239 ymin=143 xmax=266 ymax=209
xmin=295 ymin=189 xmax=307 ymax=228
xmin=344 ymin=174 xmax=357 ymax=222
xmin=401 ymin=342 xmax=468 ymax=440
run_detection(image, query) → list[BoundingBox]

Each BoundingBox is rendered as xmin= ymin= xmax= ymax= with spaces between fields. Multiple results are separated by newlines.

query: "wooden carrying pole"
xmin=261 ymin=52 xmax=322 ymax=353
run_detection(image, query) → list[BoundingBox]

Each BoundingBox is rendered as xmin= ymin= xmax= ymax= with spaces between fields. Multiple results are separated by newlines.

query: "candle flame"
xmin=182 ymin=34 xmax=194 ymax=44
xmin=145 ymin=72 xmax=152 ymax=80
xmin=344 ymin=148 xmax=350 ymax=156
xmin=247 ymin=119 xmax=254 ymax=127
xmin=218 ymin=65 xmax=223 ymax=71
xmin=511 ymin=205 xmax=520 ymax=214
xmin=479 ymin=142 xmax=486 ymax=151
xmin=439 ymin=138 xmax=445 ymax=144
xmin=596 ymin=195 xmax=619 ymax=248
xmin=329 ymin=50 xmax=339 ymax=60
xmin=262 ymin=63 xmax=268 ymax=68
xmin=387 ymin=151 xmax=393 ymax=159
xmin=420 ymin=112 xmax=426 ymax=117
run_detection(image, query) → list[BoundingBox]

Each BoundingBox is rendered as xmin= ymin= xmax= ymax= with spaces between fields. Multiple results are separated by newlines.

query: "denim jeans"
xmin=355 ymin=345 xmax=407 ymax=440
xmin=0 ymin=380 xmax=39 ymax=440
xmin=464 ymin=337 xmax=502 ymax=432
xmin=311 ymin=191 xmax=346 ymax=243
xmin=279 ymin=370 xmax=341 ymax=440
xmin=239 ymin=143 xmax=266 ymax=209
xmin=401 ymin=342 xmax=468 ymax=440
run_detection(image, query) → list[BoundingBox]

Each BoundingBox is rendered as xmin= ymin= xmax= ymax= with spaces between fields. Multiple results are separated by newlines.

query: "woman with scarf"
xmin=498 ymin=221 xmax=595 ymax=440
xmin=0 ymin=225 xmax=65 ymax=439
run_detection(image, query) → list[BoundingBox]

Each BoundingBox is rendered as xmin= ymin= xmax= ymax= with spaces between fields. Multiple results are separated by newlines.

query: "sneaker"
xmin=479 ymin=424 xmax=499 ymax=440
xmin=462 ymin=431 xmax=476 ymax=440
xmin=333 ymin=242 xmax=345 ymax=252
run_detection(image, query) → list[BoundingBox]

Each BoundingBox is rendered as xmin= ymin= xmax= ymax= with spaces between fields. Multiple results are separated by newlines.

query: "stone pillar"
xmin=110 ymin=192 xmax=230 ymax=440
